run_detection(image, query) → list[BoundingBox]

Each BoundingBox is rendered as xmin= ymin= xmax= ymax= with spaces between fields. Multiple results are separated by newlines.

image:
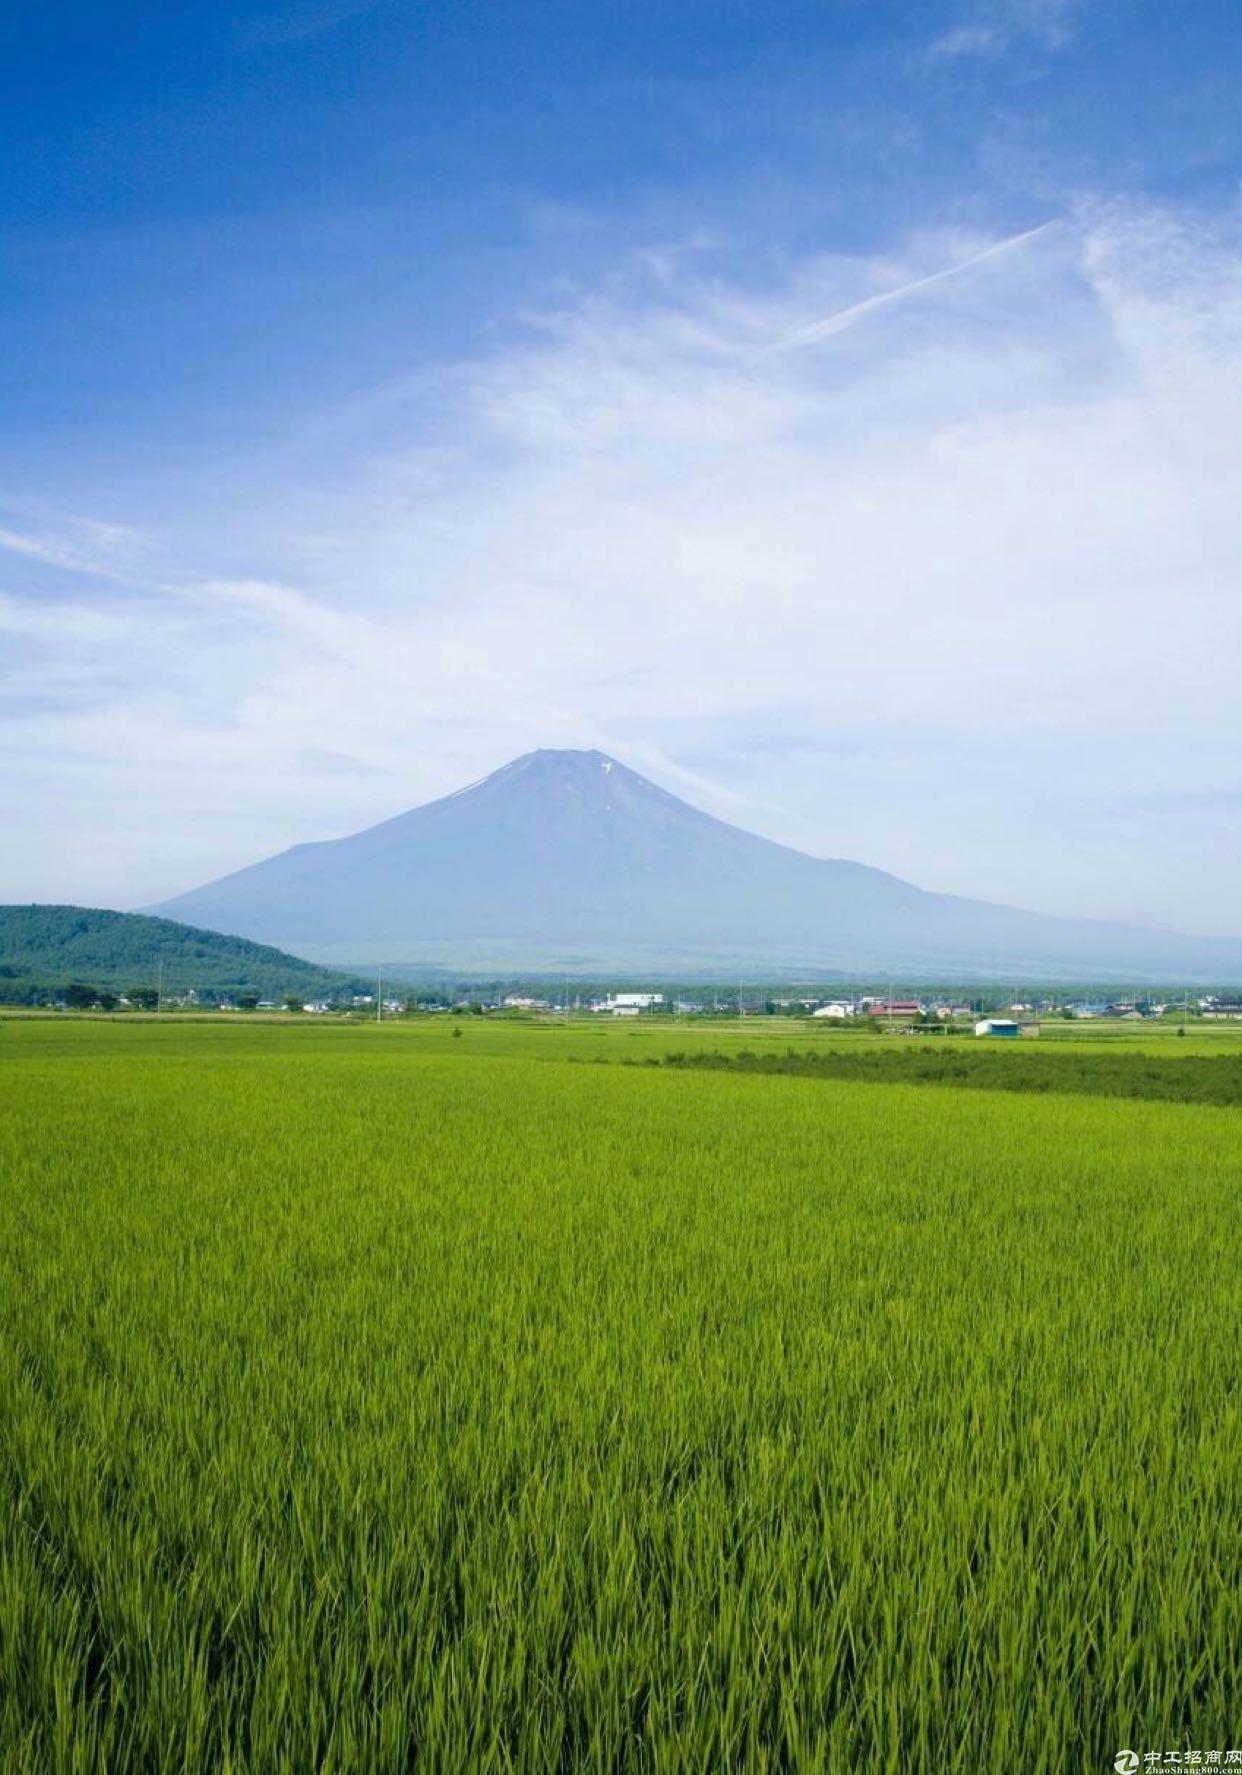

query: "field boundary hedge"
xmin=642 ymin=1046 xmax=1242 ymax=1106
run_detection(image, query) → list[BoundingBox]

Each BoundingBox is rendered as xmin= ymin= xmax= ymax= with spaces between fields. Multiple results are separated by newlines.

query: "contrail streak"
xmin=757 ymin=219 xmax=1059 ymax=357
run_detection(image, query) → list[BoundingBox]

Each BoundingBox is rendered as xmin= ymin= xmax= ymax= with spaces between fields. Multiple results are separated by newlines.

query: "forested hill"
xmin=0 ymin=905 xmax=362 ymax=1005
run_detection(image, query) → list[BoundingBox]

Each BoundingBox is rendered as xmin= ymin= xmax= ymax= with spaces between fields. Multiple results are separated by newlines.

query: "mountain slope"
xmin=0 ymin=905 xmax=362 ymax=1003
xmin=149 ymin=750 xmax=1242 ymax=981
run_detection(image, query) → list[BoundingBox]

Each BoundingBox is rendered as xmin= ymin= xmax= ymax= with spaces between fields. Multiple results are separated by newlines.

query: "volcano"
xmin=148 ymin=749 xmax=1242 ymax=981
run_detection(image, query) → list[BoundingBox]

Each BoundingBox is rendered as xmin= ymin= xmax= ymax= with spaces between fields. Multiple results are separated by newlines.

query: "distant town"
xmin=33 ymin=985 xmax=1242 ymax=1026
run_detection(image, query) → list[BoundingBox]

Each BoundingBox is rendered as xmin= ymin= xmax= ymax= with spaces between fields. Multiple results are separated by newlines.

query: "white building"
xmin=596 ymin=992 xmax=664 ymax=1014
xmin=812 ymin=1002 xmax=854 ymax=1019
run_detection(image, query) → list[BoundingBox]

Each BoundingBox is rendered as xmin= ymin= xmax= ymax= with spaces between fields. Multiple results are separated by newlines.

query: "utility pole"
xmin=156 ymin=959 xmax=163 ymax=1015
xmin=376 ymin=965 xmax=382 ymax=1024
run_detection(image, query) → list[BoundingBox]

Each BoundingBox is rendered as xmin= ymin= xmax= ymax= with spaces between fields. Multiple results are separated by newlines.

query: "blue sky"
xmin=3 ymin=0 xmax=1242 ymax=931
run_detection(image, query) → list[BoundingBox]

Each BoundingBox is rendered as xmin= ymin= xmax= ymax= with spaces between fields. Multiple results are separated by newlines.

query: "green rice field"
xmin=2 ymin=1015 xmax=1240 ymax=1771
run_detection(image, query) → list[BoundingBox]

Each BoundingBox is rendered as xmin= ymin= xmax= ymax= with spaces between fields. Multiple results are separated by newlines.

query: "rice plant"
xmin=2 ymin=1019 xmax=1239 ymax=1771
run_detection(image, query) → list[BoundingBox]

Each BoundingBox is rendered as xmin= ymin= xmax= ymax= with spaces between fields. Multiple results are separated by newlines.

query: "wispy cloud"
xmin=757 ymin=220 xmax=1059 ymax=355
xmin=5 ymin=200 xmax=1242 ymax=933
xmin=0 ymin=518 xmax=150 ymax=582
xmin=928 ymin=0 xmax=1082 ymax=61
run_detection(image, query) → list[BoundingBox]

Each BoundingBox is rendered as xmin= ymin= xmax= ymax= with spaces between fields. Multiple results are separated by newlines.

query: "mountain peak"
xmin=507 ymin=746 xmax=624 ymax=776
xmin=148 ymin=748 xmax=1242 ymax=981
xmin=490 ymin=746 xmax=649 ymax=799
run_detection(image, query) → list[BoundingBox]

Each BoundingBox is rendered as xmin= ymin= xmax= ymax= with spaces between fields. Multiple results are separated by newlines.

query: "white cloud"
xmin=3 ymin=199 xmax=1242 ymax=933
xmin=928 ymin=0 xmax=1082 ymax=60
xmin=0 ymin=516 xmax=150 ymax=581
